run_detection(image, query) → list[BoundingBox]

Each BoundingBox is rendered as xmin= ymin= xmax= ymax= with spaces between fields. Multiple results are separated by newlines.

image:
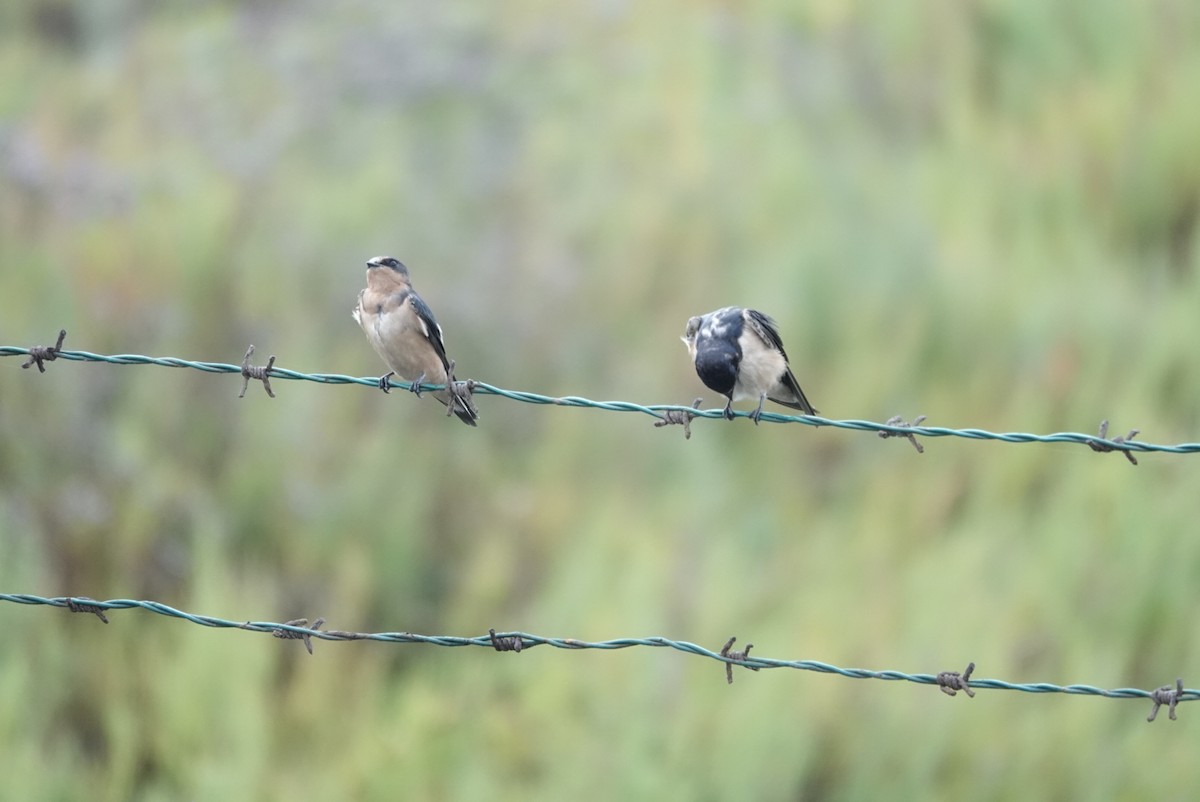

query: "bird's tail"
xmin=434 ymin=388 xmax=479 ymax=426
xmin=772 ymin=369 xmax=818 ymax=416
xmin=450 ymin=393 xmax=479 ymax=426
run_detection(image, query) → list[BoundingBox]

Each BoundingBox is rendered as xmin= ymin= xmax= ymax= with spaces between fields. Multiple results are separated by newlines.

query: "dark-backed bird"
xmin=353 ymin=256 xmax=478 ymax=426
xmin=681 ymin=306 xmax=817 ymax=424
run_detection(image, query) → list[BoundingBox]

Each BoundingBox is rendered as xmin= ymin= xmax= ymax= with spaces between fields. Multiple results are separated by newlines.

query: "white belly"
xmin=732 ymin=345 xmax=785 ymax=400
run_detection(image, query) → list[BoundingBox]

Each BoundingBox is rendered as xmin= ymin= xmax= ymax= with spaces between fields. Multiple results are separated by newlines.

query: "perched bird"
xmin=353 ymin=256 xmax=478 ymax=426
xmin=681 ymin=306 xmax=817 ymax=423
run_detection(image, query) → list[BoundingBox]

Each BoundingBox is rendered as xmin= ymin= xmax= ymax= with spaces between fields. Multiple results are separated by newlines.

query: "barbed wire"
xmin=0 ymin=594 xmax=1191 ymax=721
xmin=6 ymin=333 xmax=1194 ymax=725
xmin=3 ymin=332 xmax=1195 ymax=459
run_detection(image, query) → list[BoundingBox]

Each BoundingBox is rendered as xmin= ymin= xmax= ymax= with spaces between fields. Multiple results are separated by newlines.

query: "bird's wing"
xmin=407 ymin=292 xmax=453 ymax=374
xmin=744 ymin=309 xmax=789 ymax=361
xmin=746 ymin=309 xmax=818 ymax=414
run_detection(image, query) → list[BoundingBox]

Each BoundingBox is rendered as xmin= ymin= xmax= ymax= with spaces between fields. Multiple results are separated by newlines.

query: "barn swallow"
xmin=681 ymin=306 xmax=817 ymax=424
xmin=353 ymin=256 xmax=478 ymax=426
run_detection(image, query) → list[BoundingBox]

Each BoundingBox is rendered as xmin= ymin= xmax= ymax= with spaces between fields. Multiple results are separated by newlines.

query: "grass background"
xmin=2 ymin=1 xmax=1199 ymax=799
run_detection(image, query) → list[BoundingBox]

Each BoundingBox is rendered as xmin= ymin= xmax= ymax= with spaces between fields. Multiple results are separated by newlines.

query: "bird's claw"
xmin=378 ymin=371 xmax=395 ymax=394
xmin=750 ymin=395 xmax=767 ymax=426
xmin=408 ymin=372 xmax=426 ymax=397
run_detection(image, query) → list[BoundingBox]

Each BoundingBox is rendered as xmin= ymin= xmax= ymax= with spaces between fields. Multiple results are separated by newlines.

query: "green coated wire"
xmin=2 ymin=341 xmax=1195 ymax=455
xmin=0 ymin=594 xmax=1192 ymax=719
xmin=5 ymin=339 xmax=1194 ymax=721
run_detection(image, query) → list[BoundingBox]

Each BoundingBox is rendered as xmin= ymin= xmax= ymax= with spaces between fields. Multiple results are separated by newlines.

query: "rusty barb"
xmin=21 ymin=329 xmax=67 ymax=372
xmin=272 ymin=617 xmax=325 ymax=655
xmin=239 ymin=345 xmax=276 ymax=398
xmin=878 ymin=414 xmax=927 ymax=454
xmin=654 ymin=398 xmax=704 ymax=439
xmin=445 ymin=359 xmax=479 ymax=419
xmin=1148 ymin=678 xmax=1184 ymax=722
xmin=1087 ymin=419 xmax=1140 ymax=466
xmin=65 ymin=596 xmax=109 ymax=624
xmin=720 ymin=636 xmax=761 ymax=685
xmin=937 ymin=662 xmax=976 ymax=698
xmin=489 ymin=628 xmax=524 ymax=653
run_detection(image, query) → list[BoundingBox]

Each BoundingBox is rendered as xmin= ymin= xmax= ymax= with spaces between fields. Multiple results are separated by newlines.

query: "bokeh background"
xmin=3 ymin=1 xmax=1200 ymax=799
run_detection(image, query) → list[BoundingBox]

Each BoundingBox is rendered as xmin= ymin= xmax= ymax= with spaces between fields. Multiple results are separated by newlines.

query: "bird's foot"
xmin=723 ymin=400 xmax=735 ymax=421
xmin=378 ymin=371 xmax=395 ymax=394
xmin=408 ymin=371 xmax=426 ymax=397
xmin=750 ymin=394 xmax=767 ymax=426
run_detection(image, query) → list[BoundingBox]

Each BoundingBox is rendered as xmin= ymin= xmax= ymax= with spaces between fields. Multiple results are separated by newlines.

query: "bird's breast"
xmin=732 ymin=341 xmax=787 ymax=400
xmin=368 ymin=305 xmax=447 ymax=384
xmin=693 ymin=343 xmax=739 ymax=396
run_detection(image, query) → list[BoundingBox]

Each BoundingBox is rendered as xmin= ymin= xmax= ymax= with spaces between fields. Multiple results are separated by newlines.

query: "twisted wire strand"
xmin=1 ymin=594 xmax=1193 ymax=709
xmin=2 ymin=345 xmax=1195 ymax=454
xmin=5 ymin=342 xmax=1191 ymax=718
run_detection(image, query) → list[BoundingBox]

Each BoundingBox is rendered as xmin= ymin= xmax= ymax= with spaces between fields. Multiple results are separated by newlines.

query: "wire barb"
xmin=1087 ymin=419 xmax=1140 ymax=465
xmin=1148 ymin=678 xmax=1184 ymax=722
xmin=4 ymin=594 xmax=1198 ymax=715
xmin=19 ymin=329 xmax=67 ymax=372
xmin=489 ymin=628 xmax=525 ymax=653
xmin=654 ymin=398 xmax=704 ymax=439
xmin=878 ymin=414 xmax=927 ymax=454
xmin=937 ymin=662 xmax=976 ymax=697
xmin=272 ymin=617 xmax=325 ymax=655
xmin=720 ymin=636 xmax=760 ymax=684
xmin=3 ymin=339 xmax=1200 ymax=456
xmin=65 ymin=596 xmax=109 ymax=623
xmin=444 ymin=359 xmax=478 ymax=419
xmin=239 ymin=345 xmax=276 ymax=398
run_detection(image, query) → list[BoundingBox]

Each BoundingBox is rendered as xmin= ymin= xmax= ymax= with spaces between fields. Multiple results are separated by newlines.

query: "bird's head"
xmin=367 ymin=256 xmax=409 ymax=275
xmin=681 ymin=315 xmax=702 ymax=356
xmin=365 ymin=256 xmax=412 ymax=290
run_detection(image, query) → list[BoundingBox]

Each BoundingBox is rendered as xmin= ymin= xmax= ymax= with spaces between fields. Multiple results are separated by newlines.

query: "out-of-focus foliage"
xmin=2 ymin=1 xmax=1199 ymax=799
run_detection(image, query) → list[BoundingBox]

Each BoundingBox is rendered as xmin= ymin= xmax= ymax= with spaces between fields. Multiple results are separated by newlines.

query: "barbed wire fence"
xmin=3 ymin=330 xmax=1198 ymax=723
xmin=4 ymin=330 xmax=1196 ymax=458
xmin=0 ymin=594 xmax=1193 ymax=722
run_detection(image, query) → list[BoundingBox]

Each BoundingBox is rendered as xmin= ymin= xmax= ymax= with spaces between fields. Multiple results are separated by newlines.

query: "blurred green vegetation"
xmin=2 ymin=0 xmax=1200 ymax=799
